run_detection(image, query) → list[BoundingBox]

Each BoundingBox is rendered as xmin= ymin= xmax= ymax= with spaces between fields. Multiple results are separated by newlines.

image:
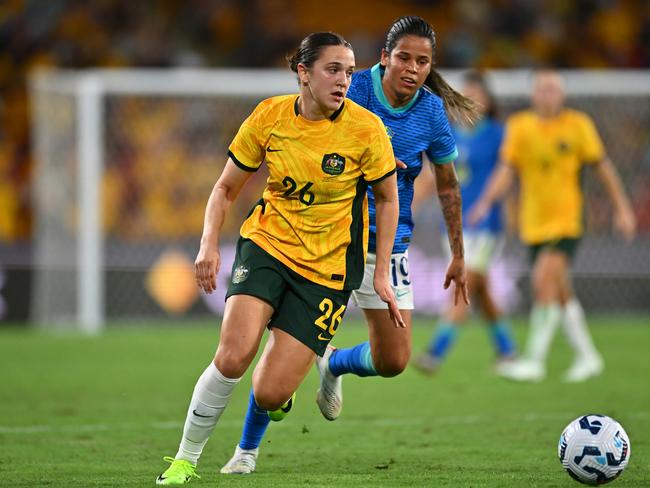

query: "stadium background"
xmin=1 ymin=2 xmax=650 ymax=487
xmin=0 ymin=0 xmax=649 ymax=324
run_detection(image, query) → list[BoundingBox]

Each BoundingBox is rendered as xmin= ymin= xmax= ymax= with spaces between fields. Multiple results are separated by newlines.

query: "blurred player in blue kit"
xmin=412 ymin=70 xmax=517 ymax=374
xmin=221 ymin=15 xmax=477 ymax=475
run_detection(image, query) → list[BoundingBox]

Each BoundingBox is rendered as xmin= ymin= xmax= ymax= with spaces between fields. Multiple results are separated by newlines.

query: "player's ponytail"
xmin=384 ymin=16 xmax=479 ymax=125
xmin=462 ymin=69 xmax=498 ymax=119
xmin=287 ymin=32 xmax=352 ymax=76
xmin=425 ymin=69 xmax=479 ymax=125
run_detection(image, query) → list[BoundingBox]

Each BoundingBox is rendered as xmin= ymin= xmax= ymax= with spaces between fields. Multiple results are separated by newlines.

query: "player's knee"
xmin=253 ymin=386 xmax=288 ymax=411
xmin=533 ymin=286 xmax=557 ymax=304
xmin=531 ymin=277 xmax=546 ymax=300
xmin=213 ymin=349 xmax=254 ymax=379
xmin=374 ymin=351 xmax=410 ymax=377
xmin=531 ymin=266 xmax=556 ymax=302
xmin=467 ymin=270 xmax=484 ymax=293
xmin=375 ymin=361 xmax=407 ymax=377
xmin=557 ymin=287 xmax=572 ymax=304
xmin=448 ymin=302 xmax=470 ymax=323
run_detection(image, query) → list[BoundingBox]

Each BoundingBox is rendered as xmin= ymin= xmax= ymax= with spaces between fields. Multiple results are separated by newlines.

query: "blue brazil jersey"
xmin=347 ymin=64 xmax=458 ymax=254
xmin=451 ymin=119 xmax=504 ymax=234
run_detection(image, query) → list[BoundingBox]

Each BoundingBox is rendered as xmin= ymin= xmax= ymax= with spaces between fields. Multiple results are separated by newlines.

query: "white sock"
xmin=175 ymin=363 xmax=241 ymax=464
xmin=562 ymin=298 xmax=600 ymax=362
xmin=524 ymin=303 xmax=562 ymax=364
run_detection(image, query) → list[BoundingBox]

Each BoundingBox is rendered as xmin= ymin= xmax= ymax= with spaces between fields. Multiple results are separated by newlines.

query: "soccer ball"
xmin=558 ymin=414 xmax=630 ymax=485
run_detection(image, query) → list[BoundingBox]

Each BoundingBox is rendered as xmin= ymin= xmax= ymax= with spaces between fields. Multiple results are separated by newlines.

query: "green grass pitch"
xmin=1 ymin=316 xmax=649 ymax=487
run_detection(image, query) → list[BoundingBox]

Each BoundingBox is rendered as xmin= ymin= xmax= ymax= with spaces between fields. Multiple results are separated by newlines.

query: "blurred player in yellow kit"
xmin=470 ymin=69 xmax=636 ymax=382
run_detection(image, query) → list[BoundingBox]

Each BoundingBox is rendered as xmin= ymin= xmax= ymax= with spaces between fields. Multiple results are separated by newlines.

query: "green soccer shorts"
xmin=528 ymin=237 xmax=581 ymax=264
xmin=226 ymin=238 xmax=352 ymax=356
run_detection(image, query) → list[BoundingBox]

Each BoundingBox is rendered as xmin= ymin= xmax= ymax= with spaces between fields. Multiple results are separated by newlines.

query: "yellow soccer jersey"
xmin=228 ymin=95 xmax=396 ymax=290
xmin=501 ymin=108 xmax=605 ymax=244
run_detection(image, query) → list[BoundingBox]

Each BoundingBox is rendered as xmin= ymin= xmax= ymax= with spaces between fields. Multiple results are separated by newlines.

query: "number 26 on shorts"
xmin=314 ymin=298 xmax=346 ymax=341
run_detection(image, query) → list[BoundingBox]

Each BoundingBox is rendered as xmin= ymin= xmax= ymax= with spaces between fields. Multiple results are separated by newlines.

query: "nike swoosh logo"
xmin=158 ymin=475 xmax=189 ymax=483
xmin=317 ymin=333 xmax=330 ymax=341
xmin=396 ymin=290 xmax=409 ymax=298
xmin=267 ymin=147 xmax=282 ymax=152
xmin=192 ymin=409 xmax=213 ymax=418
xmin=281 ymin=397 xmax=293 ymax=413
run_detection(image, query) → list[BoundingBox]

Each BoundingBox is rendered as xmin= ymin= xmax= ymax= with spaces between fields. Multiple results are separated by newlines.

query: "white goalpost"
xmin=29 ymin=69 xmax=650 ymax=332
xmin=30 ymin=69 xmax=300 ymax=333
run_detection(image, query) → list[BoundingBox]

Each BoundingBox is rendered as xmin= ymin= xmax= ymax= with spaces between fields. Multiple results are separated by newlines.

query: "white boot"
xmin=564 ymin=356 xmax=604 ymax=383
xmin=562 ymin=298 xmax=604 ymax=382
xmin=315 ymin=345 xmax=342 ymax=420
xmin=220 ymin=445 xmax=258 ymax=474
xmin=497 ymin=304 xmax=561 ymax=382
xmin=496 ymin=359 xmax=545 ymax=382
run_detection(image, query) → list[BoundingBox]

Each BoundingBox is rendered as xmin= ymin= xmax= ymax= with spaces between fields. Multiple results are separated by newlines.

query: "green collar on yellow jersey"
xmin=294 ymin=96 xmax=345 ymax=121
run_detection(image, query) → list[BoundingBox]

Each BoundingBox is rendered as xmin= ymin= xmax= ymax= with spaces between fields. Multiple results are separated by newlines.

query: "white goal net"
xmin=30 ymin=69 xmax=650 ymax=331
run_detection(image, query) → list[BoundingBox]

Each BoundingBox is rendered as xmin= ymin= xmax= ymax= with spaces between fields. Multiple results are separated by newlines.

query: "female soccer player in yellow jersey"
xmin=221 ymin=16 xmax=473 ymax=476
xmin=469 ymin=69 xmax=636 ymax=383
xmin=155 ymin=32 xmax=402 ymax=485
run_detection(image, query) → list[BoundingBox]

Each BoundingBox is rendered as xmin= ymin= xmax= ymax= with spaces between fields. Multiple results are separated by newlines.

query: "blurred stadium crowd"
xmin=1 ymin=0 xmax=650 ymax=242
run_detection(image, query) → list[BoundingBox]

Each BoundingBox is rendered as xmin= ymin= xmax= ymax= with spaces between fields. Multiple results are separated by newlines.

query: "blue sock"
xmin=427 ymin=322 xmax=458 ymax=359
xmin=489 ymin=319 xmax=516 ymax=357
xmin=239 ymin=389 xmax=270 ymax=450
xmin=328 ymin=341 xmax=377 ymax=377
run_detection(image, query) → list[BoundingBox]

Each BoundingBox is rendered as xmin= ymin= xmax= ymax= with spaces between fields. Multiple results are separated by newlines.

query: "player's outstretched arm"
xmin=195 ymin=158 xmax=253 ymax=294
xmin=467 ymin=162 xmax=515 ymax=227
xmin=434 ymin=163 xmax=469 ymax=305
xmin=371 ymin=172 xmax=405 ymax=328
xmin=593 ymin=156 xmax=636 ymax=242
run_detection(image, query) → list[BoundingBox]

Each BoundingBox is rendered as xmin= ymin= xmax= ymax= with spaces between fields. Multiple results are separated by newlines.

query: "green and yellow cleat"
xmin=267 ymin=391 xmax=296 ymax=421
xmin=155 ymin=456 xmax=200 ymax=485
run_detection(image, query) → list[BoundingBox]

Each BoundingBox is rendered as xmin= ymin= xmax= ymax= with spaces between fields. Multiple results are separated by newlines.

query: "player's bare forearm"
xmin=200 ymin=158 xmax=251 ymax=248
xmin=594 ymin=157 xmax=633 ymax=215
xmin=434 ymin=162 xmax=470 ymax=305
xmin=371 ymin=173 xmax=399 ymax=274
xmin=196 ymin=158 xmax=253 ymax=293
xmin=480 ymin=163 xmax=514 ymax=206
xmin=467 ymin=163 xmax=515 ymax=226
xmin=594 ymin=157 xmax=636 ymax=240
xmin=200 ymin=185 xmax=230 ymax=248
xmin=434 ymin=163 xmax=464 ymax=258
xmin=196 ymin=182 xmax=228 ymax=294
xmin=371 ymin=173 xmax=405 ymax=327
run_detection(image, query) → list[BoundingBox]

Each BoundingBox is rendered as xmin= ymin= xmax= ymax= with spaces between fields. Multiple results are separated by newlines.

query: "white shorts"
xmin=351 ymin=251 xmax=414 ymax=310
xmin=441 ymin=231 xmax=504 ymax=274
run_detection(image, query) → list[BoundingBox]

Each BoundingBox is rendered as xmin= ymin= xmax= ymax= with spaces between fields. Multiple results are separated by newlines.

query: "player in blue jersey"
xmin=219 ymin=16 xmax=476 ymax=475
xmin=411 ymin=70 xmax=517 ymax=375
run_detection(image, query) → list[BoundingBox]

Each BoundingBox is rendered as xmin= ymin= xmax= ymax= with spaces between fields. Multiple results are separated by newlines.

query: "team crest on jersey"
xmin=385 ymin=125 xmax=394 ymax=140
xmin=322 ymin=153 xmax=345 ymax=175
xmin=232 ymin=265 xmax=250 ymax=284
